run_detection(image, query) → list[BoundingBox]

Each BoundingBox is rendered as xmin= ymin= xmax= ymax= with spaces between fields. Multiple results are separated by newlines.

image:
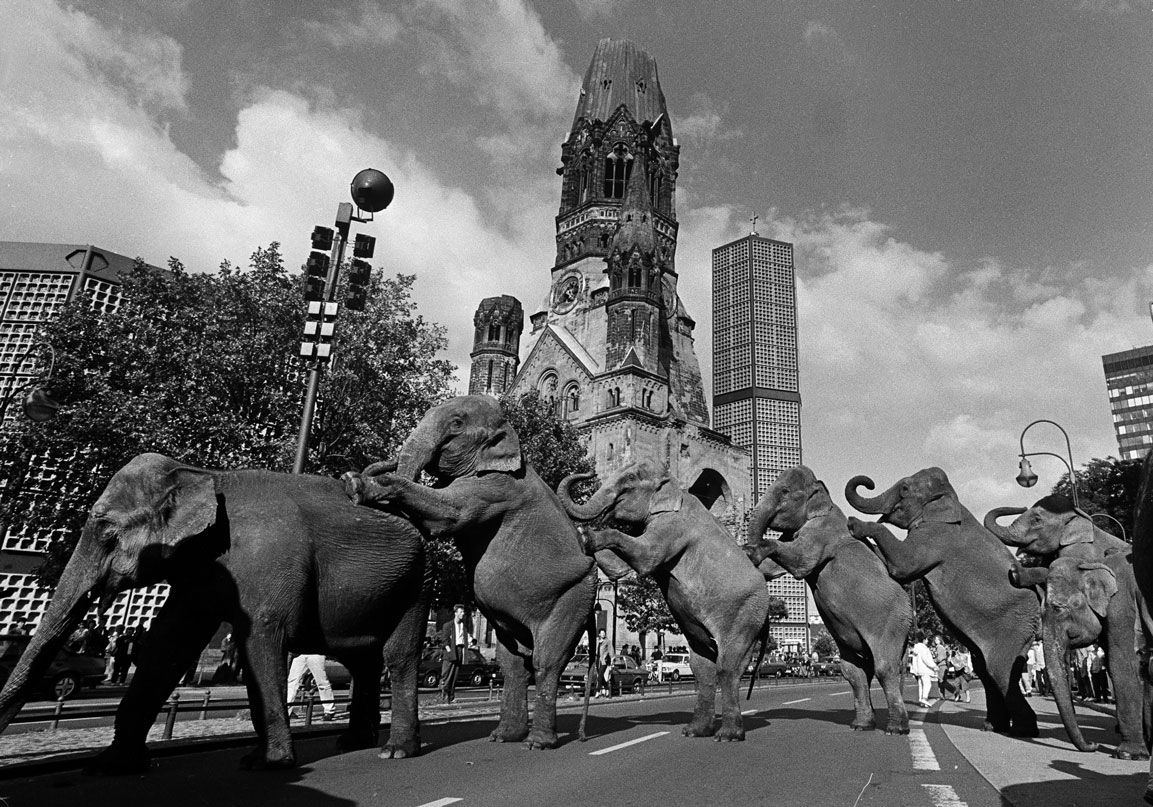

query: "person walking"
xmin=1030 ymin=639 xmax=1047 ymax=696
xmin=285 ymin=653 xmax=336 ymax=720
xmin=946 ymin=645 xmax=972 ymax=703
xmin=931 ymin=635 xmax=949 ymax=701
xmin=909 ymin=633 xmax=938 ymax=708
xmin=102 ymin=627 xmax=120 ymax=684
xmin=596 ymin=628 xmax=613 ymax=697
xmin=111 ymin=627 xmax=133 ymax=685
xmin=439 ymin=604 xmax=470 ymax=704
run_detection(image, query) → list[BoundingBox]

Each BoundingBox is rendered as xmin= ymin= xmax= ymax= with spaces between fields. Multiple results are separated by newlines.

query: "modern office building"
xmin=1102 ymin=344 xmax=1153 ymax=460
xmin=711 ymin=231 xmax=809 ymax=651
xmin=0 ymin=242 xmax=168 ymax=633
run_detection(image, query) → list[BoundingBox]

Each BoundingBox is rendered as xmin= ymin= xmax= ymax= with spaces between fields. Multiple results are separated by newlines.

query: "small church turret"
xmin=469 ymin=295 xmax=523 ymax=397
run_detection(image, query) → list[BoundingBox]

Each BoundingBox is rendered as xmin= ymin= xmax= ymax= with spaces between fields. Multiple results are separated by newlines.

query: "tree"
xmin=616 ymin=575 xmax=678 ymax=656
xmin=1052 ymin=456 xmax=1142 ymax=542
xmin=810 ymin=626 xmax=837 ymax=659
xmin=0 ymin=245 xmax=454 ymax=586
xmin=762 ymin=596 xmax=789 ymax=655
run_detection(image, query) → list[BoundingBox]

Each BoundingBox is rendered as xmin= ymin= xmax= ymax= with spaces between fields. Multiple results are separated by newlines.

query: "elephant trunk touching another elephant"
xmin=1041 ymin=596 xmax=1098 ymax=753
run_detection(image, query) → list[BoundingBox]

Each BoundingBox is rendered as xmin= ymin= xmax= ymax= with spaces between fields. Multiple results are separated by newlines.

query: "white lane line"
xmin=741 ymin=709 xmax=757 ymax=715
xmin=909 ymin=728 xmax=940 ymax=771
xmin=782 ymin=698 xmax=810 ymax=705
xmin=921 ymin=784 xmax=968 ymax=806
xmin=416 ymin=800 xmax=462 ymax=807
xmin=589 ymin=731 xmax=670 ymax=755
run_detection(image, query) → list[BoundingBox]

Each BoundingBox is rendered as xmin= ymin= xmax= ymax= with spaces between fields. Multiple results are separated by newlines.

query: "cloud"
xmin=676 ymin=93 xmax=743 ymax=149
xmin=295 ymin=1 xmax=402 ymax=48
xmin=1075 ymin=0 xmax=1134 ymax=15
xmin=573 ymin=0 xmax=630 ymax=20
xmin=803 ymin=20 xmax=854 ymax=65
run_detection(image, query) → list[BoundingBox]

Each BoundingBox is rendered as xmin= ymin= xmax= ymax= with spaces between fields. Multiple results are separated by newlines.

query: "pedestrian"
xmin=1073 ymin=646 xmax=1094 ymax=699
xmin=946 ymin=645 xmax=972 ymax=703
xmin=1030 ymin=639 xmax=1047 ymax=696
xmin=103 ymin=627 xmax=120 ymax=683
xmin=84 ymin=621 xmax=108 ymax=657
xmin=111 ymin=627 xmax=133 ymax=684
xmin=1090 ymin=645 xmax=1110 ymax=702
xmin=931 ymin=635 xmax=949 ymax=700
xmin=596 ymin=628 xmax=613 ymax=697
xmin=629 ymin=644 xmax=642 ymax=665
xmin=909 ymin=633 xmax=937 ymax=708
xmin=285 ymin=653 xmax=335 ymax=720
xmin=439 ymin=604 xmax=470 ymax=704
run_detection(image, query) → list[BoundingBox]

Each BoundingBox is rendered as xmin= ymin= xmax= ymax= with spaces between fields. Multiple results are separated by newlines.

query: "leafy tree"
xmin=617 ymin=575 xmax=678 ymax=656
xmin=910 ymin=580 xmax=950 ymax=643
xmin=0 ymin=245 xmax=454 ymax=586
xmin=762 ymin=595 xmax=789 ymax=654
xmin=810 ymin=626 xmax=837 ymax=659
xmin=1051 ymin=456 xmax=1141 ymax=542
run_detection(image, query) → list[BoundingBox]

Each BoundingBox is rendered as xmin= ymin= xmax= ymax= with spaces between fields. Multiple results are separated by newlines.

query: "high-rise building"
xmin=711 ymin=231 xmax=808 ymax=651
xmin=0 ymin=242 xmax=169 ymax=633
xmin=1102 ymin=344 xmax=1153 ymax=460
xmin=466 ymin=39 xmax=750 ymax=651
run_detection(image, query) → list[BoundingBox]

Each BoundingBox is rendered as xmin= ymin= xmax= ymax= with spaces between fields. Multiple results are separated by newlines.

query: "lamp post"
xmin=292 ymin=169 xmax=394 ymax=475
xmin=1014 ymin=418 xmax=1080 ymax=509
xmin=0 ymin=341 xmax=60 ymax=424
xmin=1089 ymin=512 xmax=1128 ymax=542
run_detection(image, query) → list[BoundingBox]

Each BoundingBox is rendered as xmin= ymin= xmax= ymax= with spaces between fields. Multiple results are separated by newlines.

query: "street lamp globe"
xmin=1015 ymin=456 xmax=1038 ymax=488
xmin=350 ymin=168 xmax=394 ymax=213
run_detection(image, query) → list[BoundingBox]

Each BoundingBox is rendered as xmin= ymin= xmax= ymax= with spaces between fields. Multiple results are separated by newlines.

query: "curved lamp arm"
xmin=1016 ymin=419 xmax=1079 ymax=510
xmin=1088 ymin=512 xmax=1127 ymax=542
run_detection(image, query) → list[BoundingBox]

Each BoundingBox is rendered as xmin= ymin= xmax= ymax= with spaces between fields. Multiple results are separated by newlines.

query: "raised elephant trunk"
xmin=747 ymin=499 xmax=775 ymax=544
xmin=557 ymin=473 xmax=613 ymax=522
xmin=1043 ymin=615 xmax=1097 ymax=752
xmin=845 ymin=475 xmax=898 ymax=515
xmin=0 ymin=537 xmax=107 ymax=731
xmin=983 ymin=506 xmax=1026 ymax=546
xmin=396 ymin=435 xmax=437 ymax=482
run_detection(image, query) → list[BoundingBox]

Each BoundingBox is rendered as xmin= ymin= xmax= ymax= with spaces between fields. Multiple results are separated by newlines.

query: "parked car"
xmin=654 ymin=652 xmax=693 ymax=681
xmin=813 ymin=658 xmax=841 ymax=677
xmin=746 ymin=655 xmax=789 ymax=678
xmin=559 ymin=653 xmax=591 ymax=690
xmin=561 ymin=654 xmax=647 ymax=695
xmin=0 ymin=634 xmax=105 ymax=700
xmin=418 ymin=646 xmax=499 ymax=689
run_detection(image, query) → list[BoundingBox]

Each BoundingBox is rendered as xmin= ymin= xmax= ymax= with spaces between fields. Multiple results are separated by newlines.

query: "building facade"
xmin=466 ymin=39 xmax=750 ymax=652
xmin=0 ymin=242 xmax=168 ymax=634
xmin=711 ymin=232 xmax=809 ymax=652
xmin=1102 ymin=344 xmax=1153 ymax=460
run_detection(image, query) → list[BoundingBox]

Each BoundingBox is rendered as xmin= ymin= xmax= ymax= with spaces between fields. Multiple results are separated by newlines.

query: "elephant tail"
xmin=746 ymin=610 xmax=774 ymax=700
xmin=578 ymin=609 xmax=596 ymax=742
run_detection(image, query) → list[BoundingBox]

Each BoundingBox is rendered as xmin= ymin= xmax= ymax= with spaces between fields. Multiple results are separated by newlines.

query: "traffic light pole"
xmin=292 ymin=204 xmax=352 ymax=475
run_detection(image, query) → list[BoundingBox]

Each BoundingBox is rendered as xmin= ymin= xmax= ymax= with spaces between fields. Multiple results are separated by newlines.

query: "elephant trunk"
xmin=557 ymin=473 xmax=614 ymax=522
xmin=983 ymin=506 xmax=1026 ymax=546
xmin=845 ymin=475 xmax=898 ymax=515
xmin=747 ymin=498 xmax=775 ymax=544
xmin=1043 ymin=615 xmax=1097 ymax=752
xmin=0 ymin=538 xmax=106 ymax=731
xmin=396 ymin=433 xmax=437 ymax=482
xmin=361 ymin=458 xmax=398 ymax=477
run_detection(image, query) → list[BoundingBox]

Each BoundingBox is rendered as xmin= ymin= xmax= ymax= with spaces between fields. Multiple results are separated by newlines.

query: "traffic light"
xmin=345 ymin=258 xmax=371 ymax=311
xmin=311 ymin=225 xmax=334 ymax=251
xmin=303 ymin=251 xmax=329 ymax=301
xmin=353 ymin=233 xmax=376 ymax=258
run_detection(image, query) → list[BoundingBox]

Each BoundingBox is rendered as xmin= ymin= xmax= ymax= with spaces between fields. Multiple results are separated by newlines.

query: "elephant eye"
xmin=447 ymin=418 xmax=464 ymax=433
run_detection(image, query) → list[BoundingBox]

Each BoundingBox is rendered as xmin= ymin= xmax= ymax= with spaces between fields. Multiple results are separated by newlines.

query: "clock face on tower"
xmin=552 ymin=274 xmax=580 ymax=313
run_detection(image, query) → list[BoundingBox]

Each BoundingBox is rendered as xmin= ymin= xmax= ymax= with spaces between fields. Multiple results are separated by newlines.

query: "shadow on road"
xmin=998 ymin=761 xmax=1146 ymax=807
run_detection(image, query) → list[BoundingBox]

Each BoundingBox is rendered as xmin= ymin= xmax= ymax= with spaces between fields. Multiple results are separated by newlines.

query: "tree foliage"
xmin=1051 ymin=456 xmax=1142 ymax=542
xmin=810 ymin=626 xmax=837 ymax=658
xmin=0 ymin=245 xmax=454 ymax=585
xmin=617 ymin=575 xmax=678 ymax=640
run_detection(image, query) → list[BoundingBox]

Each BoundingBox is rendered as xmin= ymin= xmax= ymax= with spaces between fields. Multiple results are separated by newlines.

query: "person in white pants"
xmin=286 ymin=653 xmax=335 ymax=720
xmin=908 ymin=634 xmax=938 ymax=708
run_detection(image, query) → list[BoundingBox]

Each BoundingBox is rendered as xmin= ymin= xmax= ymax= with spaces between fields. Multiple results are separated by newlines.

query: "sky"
xmin=1 ymin=0 xmax=1152 ymax=521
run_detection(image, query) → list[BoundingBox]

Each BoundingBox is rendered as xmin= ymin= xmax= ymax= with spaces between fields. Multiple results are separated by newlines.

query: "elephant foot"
xmin=714 ymin=725 xmax=745 ymax=742
xmin=488 ymin=724 xmax=530 ymax=744
xmin=682 ymin=720 xmax=717 ymax=738
xmin=336 ymin=729 xmax=379 ymax=752
xmin=523 ymin=729 xmax=559 ymax=750
xmin=379 ymin=740 xmax=421 ymax=759
xmin=982 ymin=719 xmax=1011 ymax=734
xmin=884 ymin=722 xmax=910 ymax=736
xmin=238 ymin=747 xmax=295 ymax=771
xmin=851 ymin=719 xmax=876 ymax=732
xmin=1113 ymin=742 xmax=1151 ymax=761
xmin=1009 ymin=724 xmax=1039 ymax=739
xmin=84 ymin=743 xmax=151 ymax=776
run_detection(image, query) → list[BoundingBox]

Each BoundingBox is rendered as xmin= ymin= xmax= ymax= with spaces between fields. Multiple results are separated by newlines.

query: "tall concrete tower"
xmin=468 ymin=295 xmax=523 ymax=397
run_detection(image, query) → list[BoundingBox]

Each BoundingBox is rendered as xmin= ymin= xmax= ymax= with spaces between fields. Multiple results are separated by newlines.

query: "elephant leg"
xmin=379 ymin=593 xmax=427 ymax=759
xmin=986 ymin=651 xmax=1037 ymax=737
xmin=525 ymin=581 xmax=591 ymax=750
xmin=89 ymin=585 xmax=222 ymax=775
xmin=338 ymin=651 xmax=382 ymax=754
xmin=1107 ymin=628 xmax=1151 ymax=760
xmin=873 ymin=652 xmax=910 ymax=735
xmin=839 ymin=656 xmax=876 ymax=732
xmin=714 ymin=647 xmax=748 ymax=742
xmin=237 ymin=622 xmax=294 ymax=770
xmin=490 ymin=638 xmax=531 ymax=744
xmin=683 ymin=651 xmax=718 ymax=738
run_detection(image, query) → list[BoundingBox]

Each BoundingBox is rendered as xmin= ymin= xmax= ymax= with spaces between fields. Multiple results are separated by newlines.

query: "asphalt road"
xmin=0 ymin=679 xmax=1014 ymax=807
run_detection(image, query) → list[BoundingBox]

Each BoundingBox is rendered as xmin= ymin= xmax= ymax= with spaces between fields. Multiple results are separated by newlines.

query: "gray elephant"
xmin=985 ymin=494 xmax=1149 ymax=759
xmin=557 ymin=458 xmax=770 ymax=742
xmin=746 ymin=465 xmax=911 ymax=735
xmin=344 ymin=395 xmax=596 ymax=750
xmin=846 ymin=467 xmax=1039 ymax=737
xmin=1130 ymin=452 xmax=1153 ymax=803
xmin=0 ymin=453 xmax=429 ymax=773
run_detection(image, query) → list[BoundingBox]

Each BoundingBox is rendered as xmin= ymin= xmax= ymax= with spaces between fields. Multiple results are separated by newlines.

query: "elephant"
xmin=0 ymin=453 xmax=430 ymax=773
xmin=746 ymin=465 xmax=912 ymax=735
xmin=1131 ymin=451 xmax=1153 ymax=803
xmin=985 ymin=495 xmax=1150 ymax=759
xmin=556 ymin=458 xmax=770 ymax=742
xmin=845 ymin=467 xmax=1039 ymax=737
xmin=343 ymin=394 xmax=596 ymax=750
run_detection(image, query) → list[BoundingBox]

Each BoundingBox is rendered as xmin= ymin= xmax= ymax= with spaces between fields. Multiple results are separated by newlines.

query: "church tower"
xmin=468 ymin=295 xmax=523 ymax=397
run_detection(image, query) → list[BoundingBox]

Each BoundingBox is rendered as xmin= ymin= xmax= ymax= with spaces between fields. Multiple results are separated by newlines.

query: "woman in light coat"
xmin=908 ymin=632 xmax=938 ymax=708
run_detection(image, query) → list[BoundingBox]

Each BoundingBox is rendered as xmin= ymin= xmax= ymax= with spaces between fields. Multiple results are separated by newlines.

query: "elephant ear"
xmin=1079 ymin=561 xmax=1118 ymax=618
xmin=920 ymin=492 xmax=961 ymax=524
xmin=1060 ymin=511 xmax=1095 ymax=547
xmin=650 ymin=477 xmax=683 ymax=515
xmin=475 ymin=422 xmax=523 ymax=474
xmin=157 ymin=465 xmax=219 ymax=548
xmin=804 ymin=480 xmax=834 ymax=520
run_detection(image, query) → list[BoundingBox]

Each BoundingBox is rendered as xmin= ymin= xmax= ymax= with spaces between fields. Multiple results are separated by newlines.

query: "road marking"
xmin=589 ymin=731 xmax=669 ymax=755
xmin=921 ymin=784 xmax=967 ymax=806
xmin=909 ymin=729 xmax=940 ymax=771
xmin=782 ymin=698 xmax=810 ymax=705
xmin=416 ymin=799 xmax=462 ymax=807
xmin=741 ymin=709 xmax=757 ymax=715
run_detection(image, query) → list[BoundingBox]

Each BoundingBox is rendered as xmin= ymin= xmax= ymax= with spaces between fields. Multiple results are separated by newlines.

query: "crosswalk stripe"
xmin=909 ymin=728 xmax=940 ymax=771
xmin=416 ymin=799 xmax=463 ymax=807
xmin=589 ymin=731 xmax=669 ymax=755
xmin=921 ymin=784 xmax=967 ymax=806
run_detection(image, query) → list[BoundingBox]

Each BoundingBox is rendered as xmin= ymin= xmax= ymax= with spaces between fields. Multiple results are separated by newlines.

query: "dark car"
xmin=418 ymin=647 xmax=499 ymax=689
xmin=746 ymin=655 xmax=789 ymax=678
xmin=813 ymin=659 xmax=841 ymax=677
xmin=0 ymin=634 xmax=106 ymax=700
xmin=562 ymin=654 xmax=647 ymax=695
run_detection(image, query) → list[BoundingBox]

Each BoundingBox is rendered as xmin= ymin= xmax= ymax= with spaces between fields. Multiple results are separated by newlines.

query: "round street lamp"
xmin=1014 ymin=419 xmax=1080 ymax=510
xmin=0 ymin=342 xmax=60 ymax=424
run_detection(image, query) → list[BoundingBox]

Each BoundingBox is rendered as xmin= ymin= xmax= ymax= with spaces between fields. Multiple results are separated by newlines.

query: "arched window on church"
xmin=649 ymin=164 xmax=661 ymax=208
xmin=488 ymin=321 xmax=501 ymax=342
xmin=603 ymin=144 xmax=632 ymax=199
xmin=539 ymin=371 xmax=560 ymax=412
xmin=563 ymin=383 xmax=580 ymax=416
xmin=627 ymin=254 xmax=643 ymax=288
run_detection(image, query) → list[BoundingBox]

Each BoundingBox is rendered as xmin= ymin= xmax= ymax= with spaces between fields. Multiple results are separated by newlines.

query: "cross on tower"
xmin=749 ymin=212 xmax=759 ymax=236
